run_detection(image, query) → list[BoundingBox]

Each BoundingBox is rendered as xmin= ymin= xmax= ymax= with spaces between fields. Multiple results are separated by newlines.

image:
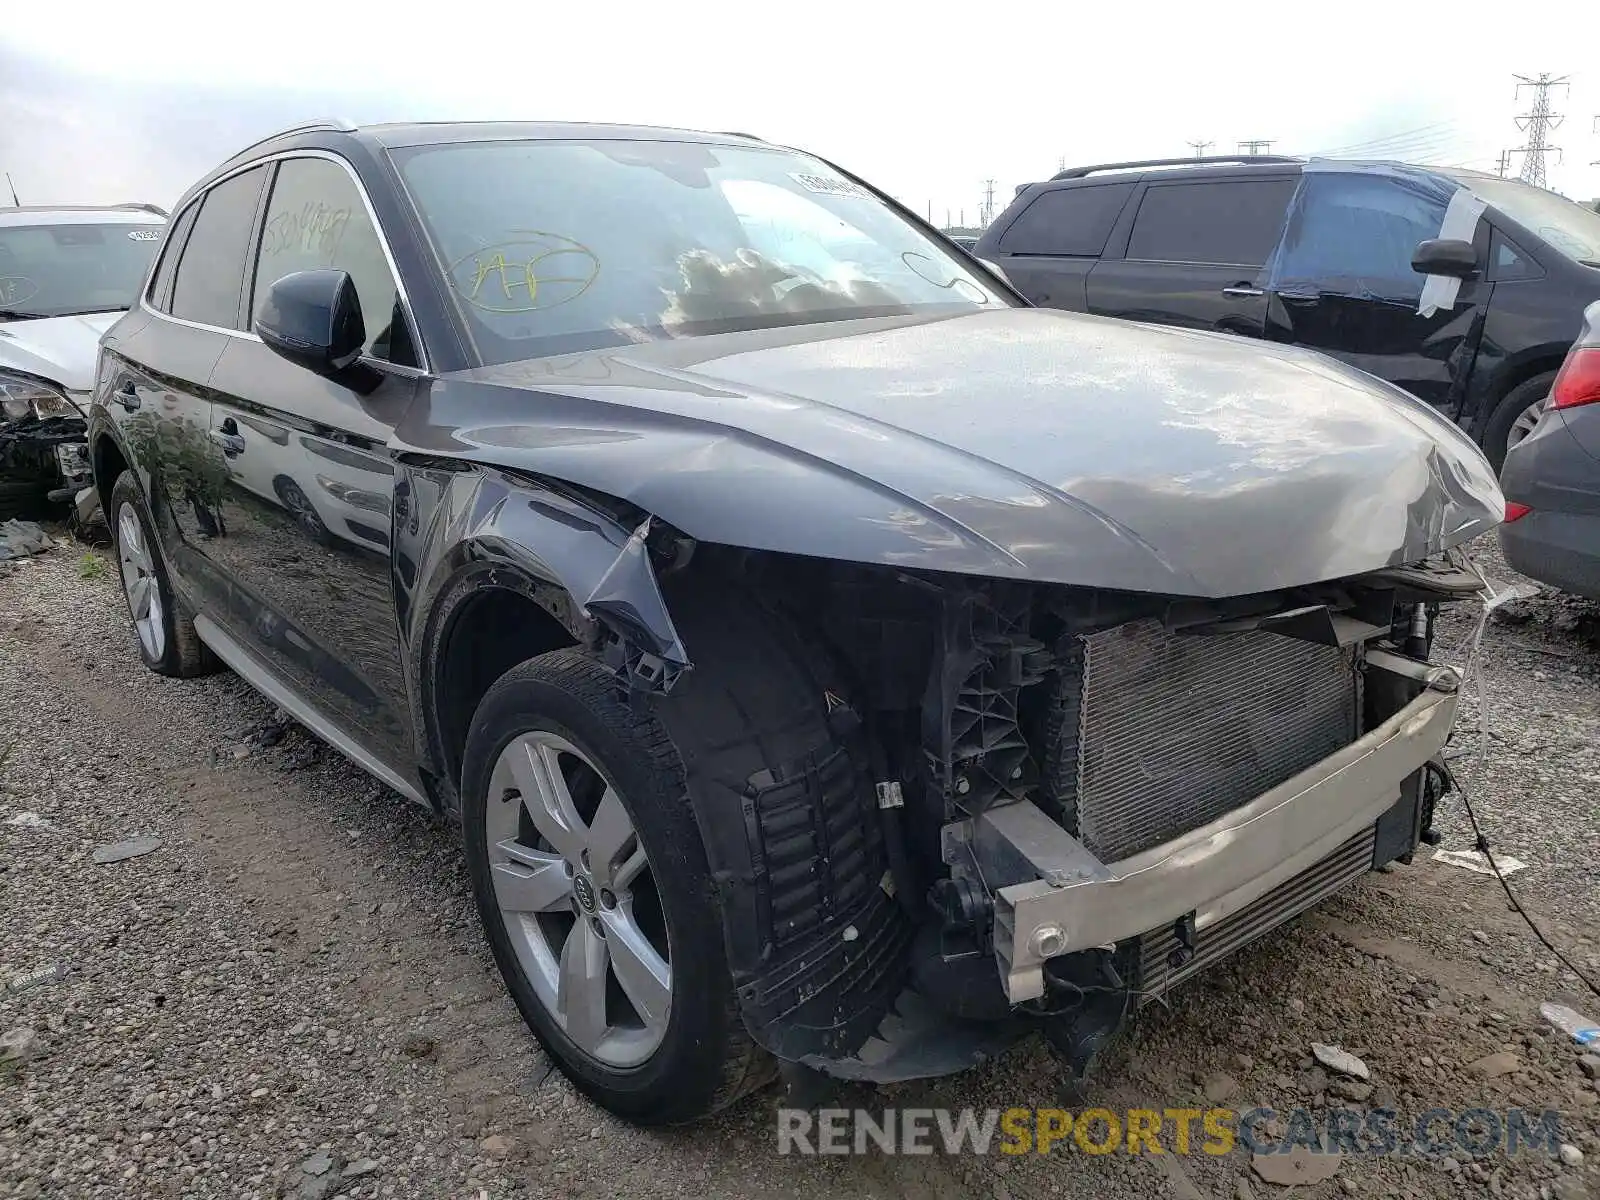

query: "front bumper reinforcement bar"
xmin=973 ymin=650 xmax=1461 ymax=1002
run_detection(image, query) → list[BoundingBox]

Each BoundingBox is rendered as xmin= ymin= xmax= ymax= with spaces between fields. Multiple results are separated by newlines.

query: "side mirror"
xmin=254 ymin=269 xmax=381 ymax=393
xmin=1411 ymin=238 xmax=1479 ymax=280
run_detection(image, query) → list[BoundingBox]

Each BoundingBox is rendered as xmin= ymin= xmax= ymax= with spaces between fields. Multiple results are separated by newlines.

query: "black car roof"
xmin=1030 ymin=156 xmax=1463 ymax=190
xmin=357 ymin=121 xmax=766 ymax=150
xmin=183 ymin=120 xmax=776 ymax=209
xmin=214 ymin=119 xmax=764 ymax=168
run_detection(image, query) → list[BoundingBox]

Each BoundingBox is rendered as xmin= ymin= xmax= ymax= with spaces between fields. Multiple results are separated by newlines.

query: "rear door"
xmin=204 ymin=153 xmax=425 ymax=768
xmin=985 ymin=182 xmax=1137 ymax=310
xmin=1263 ymin=171 xmax=1490 ymax=409
xmin=1086 ymin=176 xmax=1297 ymax=336
xmin=101 ymin=165 xmax=270 ymax=609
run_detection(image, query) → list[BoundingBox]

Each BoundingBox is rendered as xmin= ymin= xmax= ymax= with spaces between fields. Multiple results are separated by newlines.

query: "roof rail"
xmin=115 ymin=202 xmax=168 ymax=217
xmin=716 ymin=130 xmax=763 ymax=140
xmin=1050 ymin=154 xmax=1301 ymax=180
xmin=227 ymin=119 xmax=358 ymax=163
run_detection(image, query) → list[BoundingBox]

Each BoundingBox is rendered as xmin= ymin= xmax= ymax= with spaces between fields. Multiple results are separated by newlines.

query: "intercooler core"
xmin=1075 ymin=619 xmax=1361 ymax=862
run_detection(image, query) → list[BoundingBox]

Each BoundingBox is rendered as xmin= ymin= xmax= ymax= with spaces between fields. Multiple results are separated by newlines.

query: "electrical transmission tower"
xmin=1512 ymin=73 xmax=1568 ymax=187
xmin=1496 ymin=149 xmax=1512 ymax=176
xmin=1188 ymin=140 xmax=1213 ymax=158
xmin=981 ymin=179 xmax=996 ymax=226
xmin=1238 ymin=139 xmax=1274 ymax=156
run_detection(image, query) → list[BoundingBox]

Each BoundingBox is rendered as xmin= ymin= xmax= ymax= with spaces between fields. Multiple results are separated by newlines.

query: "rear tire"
xmin=460 ymin=649 xmax=771 ymax=1125
xmin=110 ymin=470 xmax=219 ymax=678
xmin=1481 ymin=371 xmax=1557 ymax=473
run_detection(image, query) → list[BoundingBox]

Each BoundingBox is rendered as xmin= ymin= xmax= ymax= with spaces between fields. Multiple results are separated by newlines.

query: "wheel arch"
xmin=90 ymin=428 xmax=131 ymax=525
xmin=421 ymin=563 xmax=584 ymax=807
xmin=401 ymin=463 xmax=694 ymax=812
xmin=1469 ymin=344 xmax=1567 ymax=440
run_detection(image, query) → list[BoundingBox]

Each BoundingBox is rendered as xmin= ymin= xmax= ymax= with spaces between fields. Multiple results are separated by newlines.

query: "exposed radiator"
xmin=1135 ymin=826 xmax=1376 ymax=1003
xmin=1075 ymin=619 xmax=1359 ymax=862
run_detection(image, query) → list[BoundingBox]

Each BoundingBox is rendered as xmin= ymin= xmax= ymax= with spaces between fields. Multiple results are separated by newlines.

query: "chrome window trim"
xmin=140 ymin=149 xmax=431 ymax=373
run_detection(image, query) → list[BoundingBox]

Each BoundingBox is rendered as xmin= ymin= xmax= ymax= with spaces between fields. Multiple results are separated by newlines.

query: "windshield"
xmin=392 ymin=138 xmax=1007 ymax=363
xmin=1462 ymin=178 xmax=1600 ymax=265
xmin=0 ymin=221 xmax=164 ymax=320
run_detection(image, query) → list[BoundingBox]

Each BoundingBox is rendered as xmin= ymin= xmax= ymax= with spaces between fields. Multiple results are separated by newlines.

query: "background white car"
xmin=1 ymin=203 xmax=167 ymax=518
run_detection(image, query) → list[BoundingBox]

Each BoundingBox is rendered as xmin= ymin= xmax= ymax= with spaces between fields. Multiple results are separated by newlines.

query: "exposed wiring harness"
xmin=1437 ymin=757 xmax=1600 ymax=1002
xmin=1435 ymin=557 xmax=1600 ymax=1003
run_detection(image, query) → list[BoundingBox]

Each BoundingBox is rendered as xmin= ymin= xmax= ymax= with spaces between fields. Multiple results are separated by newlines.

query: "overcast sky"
xmin=3 ymin=2 xmax=1597 ymax=223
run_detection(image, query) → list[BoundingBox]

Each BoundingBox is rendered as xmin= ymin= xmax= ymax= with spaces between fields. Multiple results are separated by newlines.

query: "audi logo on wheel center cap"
xmin=574 ymin=874 xmax=597 ymax=913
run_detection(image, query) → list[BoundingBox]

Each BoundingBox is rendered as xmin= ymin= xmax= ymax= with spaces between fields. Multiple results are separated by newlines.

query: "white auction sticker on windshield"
xmin=790 ymin=172 xmax=873 ymax=200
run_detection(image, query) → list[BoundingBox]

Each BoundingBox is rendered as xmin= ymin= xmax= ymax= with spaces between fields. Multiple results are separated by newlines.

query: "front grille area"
xmin=1075 ymin=619 xmax=1359 ymax=862
xmin=1135 ymin=826 xmax=1376 ymax=1003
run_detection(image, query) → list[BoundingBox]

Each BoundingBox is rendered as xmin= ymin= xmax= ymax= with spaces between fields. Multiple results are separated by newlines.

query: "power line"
xmin=1311 ymin=130 xmax=1474 ymax=163
xmin=1309 ymin=119 xmax=1461 ymax=157
xmin=1238 ymin=139 xmax=1274 ymax=156
xmin=1512 ymin=72 xmax=1568 ymax=188
xmin=1187 ymin=140 xmax=1213 ymax=158
xmin=1365 ymin=137 xmax=1484 ymax=165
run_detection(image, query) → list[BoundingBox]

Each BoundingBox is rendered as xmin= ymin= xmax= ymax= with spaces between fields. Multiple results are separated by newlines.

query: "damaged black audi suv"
xmin=88 ymin=120 xmax=1504 ymax=1125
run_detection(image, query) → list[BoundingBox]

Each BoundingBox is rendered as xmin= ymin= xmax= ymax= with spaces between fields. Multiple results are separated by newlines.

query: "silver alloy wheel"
xmin=486 ymin=731 xmax=671 ymax=1068
xmin=1507 ymin=394 xmax=1550 ymax=453
xmin=116 ymin=502 xmax=166 ymax=662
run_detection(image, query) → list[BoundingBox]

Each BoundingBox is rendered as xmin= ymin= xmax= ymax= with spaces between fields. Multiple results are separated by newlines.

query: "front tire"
xmin=110 ymin=470 xmax=219 ymax=678
xmin=460 ymin=649 xmax=770 ymax=1125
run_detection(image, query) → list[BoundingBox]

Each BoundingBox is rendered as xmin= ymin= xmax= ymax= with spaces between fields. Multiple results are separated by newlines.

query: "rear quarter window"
xmin=997 ymin=183 xmax=1135 ymax=256
xmin=146 ymin=204 xmax=198 ymax=313
xmin=1126 ymin=178 xmax=1296 ymax=266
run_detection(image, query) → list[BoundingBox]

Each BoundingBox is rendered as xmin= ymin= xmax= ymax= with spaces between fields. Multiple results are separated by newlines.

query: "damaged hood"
xmin=0 ymin=311 xmax=119 ymax=393
xmin=416 ymin=307 xmax=1504 ymax=597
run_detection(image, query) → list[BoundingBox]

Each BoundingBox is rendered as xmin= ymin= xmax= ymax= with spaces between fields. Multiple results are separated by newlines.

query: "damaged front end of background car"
xmin=0 ymin=374 xmax=96 ymax=523
xmin=390 ymin=310 xmax=1506 ymax=1096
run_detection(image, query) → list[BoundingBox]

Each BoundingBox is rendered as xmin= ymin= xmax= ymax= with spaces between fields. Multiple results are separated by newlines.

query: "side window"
xmin=170 ymin=166 xmax=268 ymax=328
xmin=1126 ymin=179 xmax=1297 ymax=266
xmin=997 ymin=183 xmax=1136 ymax=257
xmin=1272 ymin=174 xmax=1450 ymax=301
xmin=251 ymin=157 xmax=415 ymax=366
xmin=1490 ymin=230 xmax=1542 ymax=282
xmin=146 ymin=204 xmax=198 ymax=313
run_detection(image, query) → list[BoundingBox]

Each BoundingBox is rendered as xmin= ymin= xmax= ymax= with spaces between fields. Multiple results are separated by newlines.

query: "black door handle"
xmin=115 ymin=381 xmax=141 ymax=412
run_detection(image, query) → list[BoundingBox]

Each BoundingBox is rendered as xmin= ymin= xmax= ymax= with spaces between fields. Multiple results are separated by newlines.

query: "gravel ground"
xmin=2 ymin=532 xmax=1599 ymax=1200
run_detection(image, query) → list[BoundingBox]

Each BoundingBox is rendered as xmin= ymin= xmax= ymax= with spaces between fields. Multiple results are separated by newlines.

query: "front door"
xmin=1264 ymin=171 xmax=1490 ymax=410
xmin=1086 ymin=176 xmax=1298 ymax=337
xmin=203 ymin=154 xmax=426 ymax=768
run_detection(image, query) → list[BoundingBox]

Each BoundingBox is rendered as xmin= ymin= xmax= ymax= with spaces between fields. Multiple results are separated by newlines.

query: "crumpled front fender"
xmin=395 ymin=462 xmax=692 ymax=788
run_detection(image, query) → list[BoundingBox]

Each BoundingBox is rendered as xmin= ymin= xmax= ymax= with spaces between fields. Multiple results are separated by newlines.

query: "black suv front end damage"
xmin=600 ymin=543 xmax=1482 ymax=1087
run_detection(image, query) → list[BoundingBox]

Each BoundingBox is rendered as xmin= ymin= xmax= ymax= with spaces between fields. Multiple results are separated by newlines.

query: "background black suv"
xmin=977 ymin=155 xmax=1600 ymax=468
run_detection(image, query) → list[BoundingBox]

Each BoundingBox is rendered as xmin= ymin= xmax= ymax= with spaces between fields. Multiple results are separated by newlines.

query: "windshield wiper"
xmin=0 ymin=309 xmax=48 ymax=321
xmin=58 ymin=305 xmax=132 ymax=317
